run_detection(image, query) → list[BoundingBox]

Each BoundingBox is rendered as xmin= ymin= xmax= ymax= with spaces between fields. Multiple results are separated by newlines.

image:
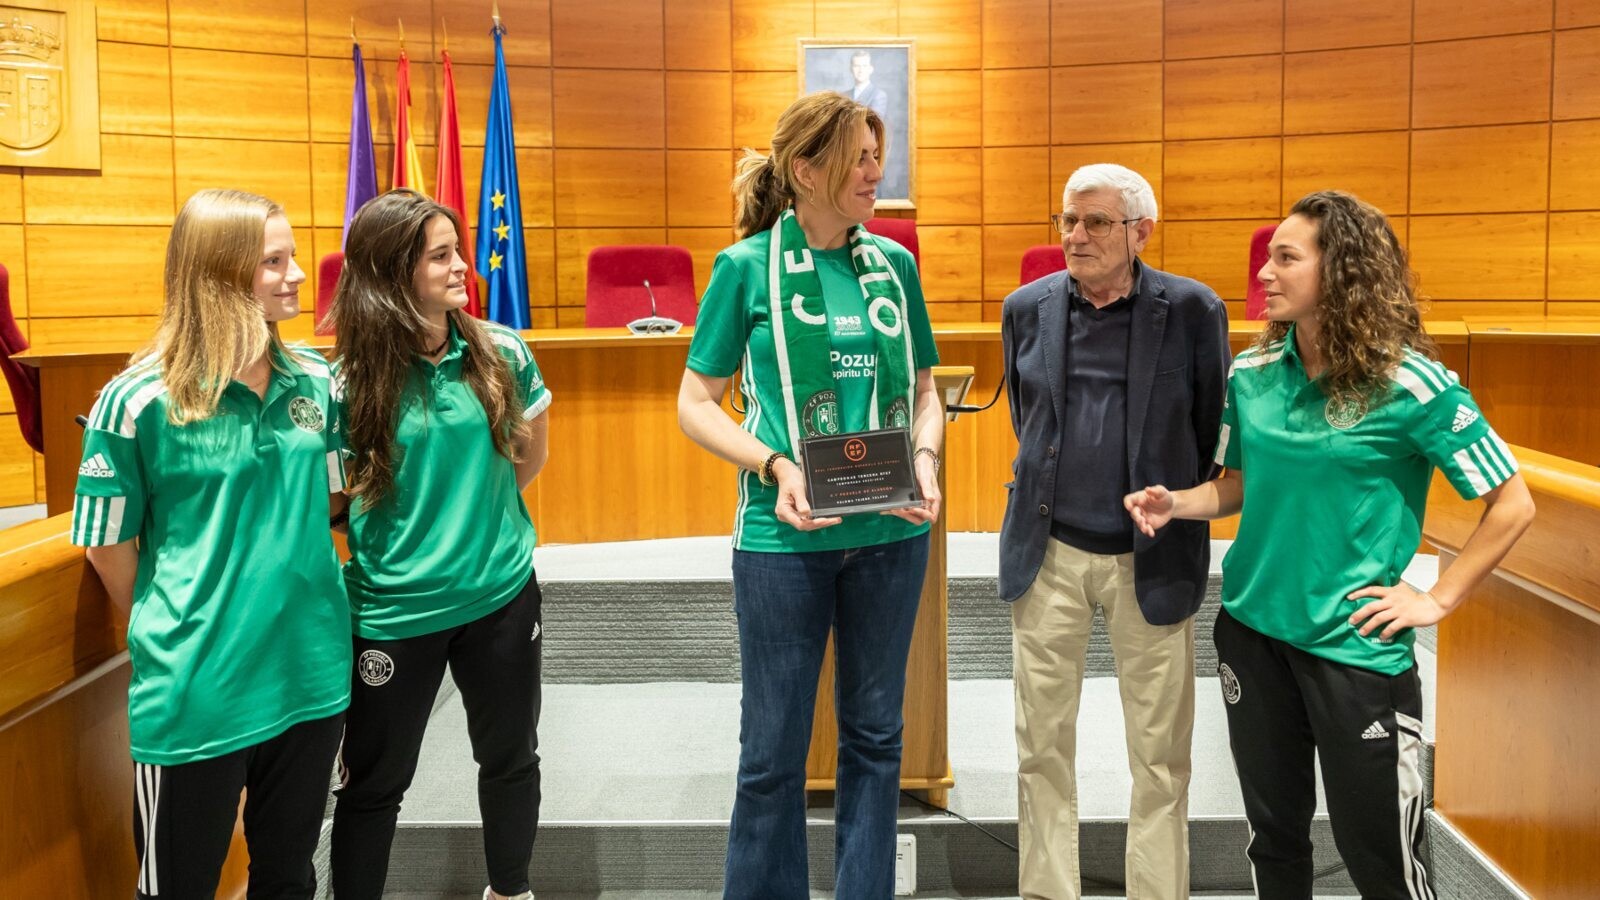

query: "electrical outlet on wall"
xmin=895 ymin=833 xmax=917 ymax=895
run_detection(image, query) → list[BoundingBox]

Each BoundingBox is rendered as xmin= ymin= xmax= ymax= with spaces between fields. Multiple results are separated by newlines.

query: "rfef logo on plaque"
xmin=0 ymin=1 xmax=100 ymax=170
xmin=800 ymin=427 xmax=920 ymax=518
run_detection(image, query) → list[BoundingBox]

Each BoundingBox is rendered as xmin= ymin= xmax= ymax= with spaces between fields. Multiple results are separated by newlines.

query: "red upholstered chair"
xmin=1245 ymin=224 xmax=1276 ymax=321
xmin=0 ymin=262 xmax=43 ymax=453
xmin=1020 ymin=244 xmax=1067 ymax=286
xmin=316 ymin=251 xmax=344 ymax=332
xmin=584 ymin=245 xmax=698 ymax=328
xmin=865 ymin=216 xmax=919 ymax=267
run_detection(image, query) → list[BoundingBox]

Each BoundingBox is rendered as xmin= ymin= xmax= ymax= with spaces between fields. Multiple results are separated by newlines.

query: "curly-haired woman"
xmin=1124 ymin=190 xmax=1535 ymax=898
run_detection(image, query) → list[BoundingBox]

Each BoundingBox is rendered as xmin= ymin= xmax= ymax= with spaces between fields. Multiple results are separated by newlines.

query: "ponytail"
xmin=733 ymin=150 xmax=790 ymax=240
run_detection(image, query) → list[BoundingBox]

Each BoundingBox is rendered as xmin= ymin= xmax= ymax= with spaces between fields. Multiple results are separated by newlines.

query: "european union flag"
xmin=476 ymin=25 xmax=530 ymax=329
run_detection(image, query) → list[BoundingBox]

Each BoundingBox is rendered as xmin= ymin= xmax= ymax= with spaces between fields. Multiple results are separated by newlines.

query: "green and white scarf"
xmin=767 ymin=207 xmax=916 ymax=455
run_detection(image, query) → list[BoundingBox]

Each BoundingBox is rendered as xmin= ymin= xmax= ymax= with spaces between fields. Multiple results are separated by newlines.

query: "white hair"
xmin=1064 ymin=163 xmax=1159 ymax=223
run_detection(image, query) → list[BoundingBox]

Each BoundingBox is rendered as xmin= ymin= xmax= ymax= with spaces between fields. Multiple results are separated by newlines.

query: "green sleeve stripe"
xmin=1400 ymin=352 xmax=1451 ymax=392
xmin=486 ymin=324 xmax=533 ymax=366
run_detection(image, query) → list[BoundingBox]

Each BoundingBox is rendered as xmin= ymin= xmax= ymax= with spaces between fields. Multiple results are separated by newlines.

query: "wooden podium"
xmin=803 ymin=367 xmax=975 ymax=807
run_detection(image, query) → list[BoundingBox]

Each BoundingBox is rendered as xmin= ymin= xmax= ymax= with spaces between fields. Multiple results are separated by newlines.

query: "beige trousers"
xmin=1013 ymin=538 xmax=1196 ymax=900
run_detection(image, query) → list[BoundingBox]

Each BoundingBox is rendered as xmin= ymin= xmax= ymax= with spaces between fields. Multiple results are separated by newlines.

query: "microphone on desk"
xmin=946 ymin=373 xmax=1006 ymax=415
xmin=627 ymin=279 xmax=683 ymax=336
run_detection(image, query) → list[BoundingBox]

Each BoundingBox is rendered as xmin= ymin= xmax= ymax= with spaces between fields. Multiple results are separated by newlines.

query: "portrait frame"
xmin=798 ymin=38 xmax=916 ymax=211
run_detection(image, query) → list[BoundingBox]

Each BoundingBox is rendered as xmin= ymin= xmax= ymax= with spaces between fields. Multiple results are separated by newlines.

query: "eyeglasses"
xmin=1051 ymin=214 xmax=1141 ymax=237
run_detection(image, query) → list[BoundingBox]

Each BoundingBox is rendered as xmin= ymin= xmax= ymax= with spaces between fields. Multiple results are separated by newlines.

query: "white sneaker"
xmin=482 ymin=888 xmax=534 ymax=900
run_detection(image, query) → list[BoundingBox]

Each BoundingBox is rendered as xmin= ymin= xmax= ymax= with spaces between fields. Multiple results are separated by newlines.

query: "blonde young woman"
xmin=73 ymin=189 xmax=349 ymax=898
xmin=1126 ymin=191 xmax=1536 ymax=898
xmin=677 ymin=92 xmax=944 ymax=899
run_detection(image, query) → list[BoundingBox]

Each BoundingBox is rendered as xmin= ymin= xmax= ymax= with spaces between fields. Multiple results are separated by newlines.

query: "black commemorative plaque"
xmin=800 ymin=427 xmax=921 ymax=518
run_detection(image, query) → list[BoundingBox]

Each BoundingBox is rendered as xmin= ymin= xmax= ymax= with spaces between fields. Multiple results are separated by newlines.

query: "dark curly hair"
xmin=1258 ymin=190 xmax=1439 ymax=402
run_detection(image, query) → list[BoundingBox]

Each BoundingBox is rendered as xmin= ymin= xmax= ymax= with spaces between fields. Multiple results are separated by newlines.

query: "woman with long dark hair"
xmin=327 ymin=189 xmax=551 ymax=900
xmin=1126 ymin=190 xmax=1535 ymax=898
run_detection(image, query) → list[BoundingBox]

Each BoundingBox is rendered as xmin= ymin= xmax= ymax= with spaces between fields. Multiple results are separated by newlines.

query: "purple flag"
xmin=342 ymin=41 xmax=378 ymax=248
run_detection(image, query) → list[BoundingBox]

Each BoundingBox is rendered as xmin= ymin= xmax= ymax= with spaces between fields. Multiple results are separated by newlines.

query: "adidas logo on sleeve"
xmin=78 ymin=453 xmax=116 ymax=478
xmin=1451 ymin=404 xmax=1480 ymax=433
xmin=1361 ymin=720 xmax=1391 ymax=740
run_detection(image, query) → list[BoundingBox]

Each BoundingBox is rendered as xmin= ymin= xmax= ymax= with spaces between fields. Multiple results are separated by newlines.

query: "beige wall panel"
xmin=454 ymin=65 xmax=553 ymax=149
xmin=310 ymin=143 xmax=351 ymax=230
xmin=666 ymin=0 xmax=733 ymax=70
xmin=983 ymin=223 xmax=1052 ymax=300
xmin=732 ymin=71 xmax=795 ymax=149
xmin=1164 ymin=55 xmax=1282 ymax=141
xmin=22 ymin=135 xmax=175 ymax=226
xmin=1547 ymin=212 xmax=1600 ymax=299
xmin=1413 ymin=34 xmax=1552 ymax=128
xmin=1285 ymin=0 xmax=1411 ymax=51
xmin=899 ymin=0 xmax=981 ymax=70
xmin=667 ymin=72 xmax=734 ymax=149
xmin=527 ymin=227 xmax=558 ymax=308
xmin=1551 ymin=120 xmax=1600 ymax=210
xmin=918 ymin=70 xmax=982 ymax=148
xmin=666 ymin=226 xmax=735 ymax=300
xmin=1162 ymin=219 xmax=1261 ymax=300
xmin=918 ymin=225 xmax=982 ymax=301
xmin=1165 ymin=0 xmax=1283 ymax=60
xmin=981 ymin=147 xmax=1050 ymax=225
xmin=554 ymin=227 xmax=668 ymax=307
xmin=173 ymin=139 xmax=315 ymax=224
xmin=1408 ymin=214 xmax=1547 ymax=300
xmin=169 ymin=0 xmax=306 ymax=53
xmin=667 ymin=151 xmax=733 ymax=227
xmin=304 ymin=0 xmax=435 ymax=62
xmin=171 ymin=49 xmax=312 ymax=142
xmin=983 ymin=68 xmax=1049 ymax=146
xmin=0 ymin=415 xmax=34 ymax=505
xmin=97 ymin=0 xmax=169 ymax=45
xmin=1558 ymin=0 xmax=1600 ymax=27
xmin=1555 ymin=28 xmax=1600 ymax=120
xmin=552 ymin=0 xmax=664 ymax=69
xmin=984 ymin=0 xmax=1049 ymax=68
xmin=98 ymin=42 xmax=173 ymax=136
xmin=430 ymin=1 xmax=553 ymax=67
xmin=917 ymin=148 xmax=983 ymax=225
xmin=731 ymin=0 xmax=811 ymax=72
xmin=1415 ymin=0 xmax=1552 ymax=42
xmin=1050 ymin=0 xmax=1162 ymax=66
xmin=1283 ymin=46 xmax=1411 ymax=134
xmin=25 ymin=316 xmax=159 ymax=345
xmin=1049 ymin=144 xmax=1164 ymax=210
xmin=1050 ymin=63 xmax=1162 ymax=144
xmin=1163 ymin=138 xmax=1281 ymax=220
xmin=926 ymin=301 xmax=984 ymax=322
xmin=815 ymin=0 xmax=896 ymax=37
xmin=516 ymin=148 xmax=558 ymax=229
xmin=0 ymin=226 xmax=25 ymax=318
xmin=27 ymin=227 xmax=169 ymax=318
xmin=553 ymin=69 xmax=666 ymax=148
xmin=0 ymin=168 xmax=19 ymax=222
xmin=1281 ymin=132 xmax=1409 ymax=215
xmin=1411 ymin=125 xmax=1550 ymax=215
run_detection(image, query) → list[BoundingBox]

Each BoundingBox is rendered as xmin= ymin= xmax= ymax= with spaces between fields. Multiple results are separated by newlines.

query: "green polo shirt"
xmin=1215 ymin=328 xmax=1518 ymax=674
xmin=336 ymin=321 xmax=550 ymax=640
xmin=71 ymin=344 xmax=351 ymax=766
xmin=686 ymin=230 xmax=940 ymax=553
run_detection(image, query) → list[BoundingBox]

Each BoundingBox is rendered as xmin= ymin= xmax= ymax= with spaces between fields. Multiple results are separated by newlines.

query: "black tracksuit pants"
xmin=330 ymin=571 xmax=544 ymax=899
xmin=1214 ymin=608 xmax=1435 ymax=900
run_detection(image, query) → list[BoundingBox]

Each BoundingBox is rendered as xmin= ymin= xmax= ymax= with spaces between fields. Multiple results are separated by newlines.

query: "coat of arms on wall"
xmin=0 ymin=1 xmax=99 ymax=169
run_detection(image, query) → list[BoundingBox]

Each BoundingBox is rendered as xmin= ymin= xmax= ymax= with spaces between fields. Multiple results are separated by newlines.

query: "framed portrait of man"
xmin=798 ymin=39 xmax=915 ymax=210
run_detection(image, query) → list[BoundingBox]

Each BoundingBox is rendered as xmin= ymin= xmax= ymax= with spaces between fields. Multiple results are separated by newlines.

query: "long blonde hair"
xmin=732 ymin=91 xmax=886 ymax=239
xmin=140 ymin=189 xmax=291 ymax=424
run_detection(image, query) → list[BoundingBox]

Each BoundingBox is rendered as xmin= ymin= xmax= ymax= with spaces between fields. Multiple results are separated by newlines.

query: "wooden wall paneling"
xmin=1050 ymin=0 xmax=1162 ymax=66
xmin=1161 ymin=219 xmax=1263 ymax=300
xmin=168 ymin=0 xmax=307 ymax=53
xmin=981 ymin=147 xmax=1050 ymax=225
xmin=527 ymin=227 xmax=558 ymax=311
xmin=551 ymin=0 xmax=665 ymax=69
xmin=553 ymin=150 xmax=666 ymax=227
xmin=26 ymin=227 xmax=169 ymax=319
xmin=926 ymin=302 xmax=986 ymax=322
xmin=0 ymin=168 xmax=19 ymax=222
xmin=1557 ymin=0 xmax=1600 ymax=27
xmin=731 ymin=71 xmax=797 ymax=149
xmin=1163 ymin=55 xmax=1283 ymax=141
xmin=22 ymin=134 xmax=175 ymax=226
xmin=1162 ymin=138 xmax=1282 ymax=220
xmin=666 ymin=151 xmax=733 ymax=226
xmin=1551 ymin=120 xmax=1600 ymax=209
xmin=983 ymin=0 xmax=1050 ymax=68
xmin=25 ymin=318 xmax=159 ymax=347
xmin=918 ymin=225 xmax=983 ymax=301
xmin=553 ymin=70 xmax=665 ymax=149
xmin=457 ymin=64 xmax=554 ymax=149
xmin=1284 ymin=0 xmax=1411 ymax=51
xmin=1281 ymin=132 xmax=1409 ymax=215
xmin=1554 ymin=27 xmax=1600 ymax=120
xmin=1408 ymin=214 xmax=1548 ymax=299
xmin=815 ymin=0 xmax=897 ymax=37
xmin=361 ymin=57 xmax=438 ymax=148
xmin=0 ymin=225 xmax=27 ymax=317
xmin=666 ymin=72 xmax=734 ymax=148
xmin=1050 ymin=63 xmax=1163 ymax=144
xmin=983 ymin=68 xmax=1050 ymax=146
xmin=1468 ymin=339 xmax=1600 ymax=464
xmin=170 ymin=49 xmax=312 ymax=142
xmin=932 ymin=339 xmax=1013 ymax=531
xmin=1164 ymin=0 xmax=1284 ymax=60
xmin=554 ymin=227 xmax=668 ymax=308
xmin=899 ymin=0 xmax=982 ymax=70
xmin=916 ymin=70 xmax=982 ymax=148
xmin=1049 ymin=143 xmax=1164 ymax=209
xmin=1415 ymin=0 xmax=1553 ymax=42
xmin=1547 ymin=212 xmax=1600 ymax=299
xmin=666 ymin=0 xmax=733 ymax=71
xmin=97 ymin=41 xmax=173 ymax=136
xmin=1412 ymin=34 xmax=1553 ymax=128
xmin=309 ymin=143 xmax=351 ymax=230
xmin=173 ymin=139 xmax=316 ymax=225
xmin=665 ymin=226 xmax=735 ymax=300
xmin=1423 ymin=300 xmax=1548 ymax=319
xmin=1282 ymin=46 xmax=1411 ymax=134
xmin=306 ymin=56 xmax=375 ymax=144
xmin=982 ymin=224 xmax=1052 ymax=300
xmin=515 ymin=148 xmax=558 ymax=229
xmin=96 ymin=0 xmax=169 ymax=45
xmin=731 ymin=0 xmax=812 ymax=72
xmin=433 ymin=0 xmax=553 ymax=67
xmin=1410 ymin=125 xmax=1550 ymax=214
xmin=1547 ymin=301 xmax=1600 ymax=316
xmin=917 ymin=148 xmax=983 ymax=224
xmin=0 ymin=417 xmax=32 ymax=504
xmin=303 ymin=0 xmax=435 ymax=62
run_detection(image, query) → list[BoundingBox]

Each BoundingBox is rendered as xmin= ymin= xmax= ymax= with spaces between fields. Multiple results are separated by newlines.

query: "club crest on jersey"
xmin=358 ymin=650 xmax=395 ymax=686
xmin=886 ymin=397 xmax=910 ymax=429
xmin=289 ymin=396 xmax=326 ymax=434
xmin=801 ymin=390 xmax=841 ymax=437
xmin=1219 ymin=663 xmax=1241 ymax=704
xmin=1324 ymin=394 xmax=1367 ymax=430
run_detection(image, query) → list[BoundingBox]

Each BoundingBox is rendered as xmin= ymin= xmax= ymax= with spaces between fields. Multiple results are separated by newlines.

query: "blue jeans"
xmin=723 ymin=532 xmax=930 ymax=900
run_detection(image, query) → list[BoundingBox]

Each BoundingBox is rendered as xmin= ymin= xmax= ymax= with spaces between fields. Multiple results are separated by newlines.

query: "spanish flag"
xmin=391 ymin=48 xmax=427 ymax=192
xmin=435 ymin=47 xmax=482 ymax=317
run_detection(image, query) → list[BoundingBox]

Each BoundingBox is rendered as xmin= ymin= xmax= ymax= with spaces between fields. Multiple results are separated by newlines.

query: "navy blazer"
xmin=999 ymin=264 xmax=1230 ymax=625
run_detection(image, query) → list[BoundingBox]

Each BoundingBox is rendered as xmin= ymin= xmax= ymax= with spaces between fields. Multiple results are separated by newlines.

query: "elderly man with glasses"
xmin=1000 ymin=163 xmax=1230 ymax=900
